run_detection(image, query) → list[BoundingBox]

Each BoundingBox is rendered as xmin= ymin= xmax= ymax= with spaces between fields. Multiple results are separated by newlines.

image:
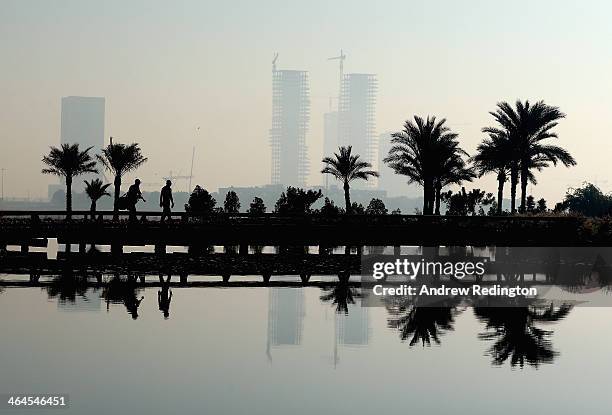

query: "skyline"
xmin=2 ymin=0 xmax=611 ymax=202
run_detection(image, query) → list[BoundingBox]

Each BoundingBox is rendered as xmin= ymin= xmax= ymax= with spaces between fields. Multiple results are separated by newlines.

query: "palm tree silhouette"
xmin=384 ymin=116 xmax=467 ymax=215
xmin=434 ymin=145 xmax=475 ymax=215
xmin=96 ymin=137 xmax=147 ymax=219
xmin=474 ymin=303 xmax=572 ymax=368
xmin=84 ymin=178 xmax=111 ymax=215
xmin=321 ymin=146 xmax=378 ymax=213
xmin=483 ymin=101 xmax=575 ymax=213
xmin=42 ymin=143 xmax=97 ymax=216
xmin=320 ymin=280 xmax=361 ymax=314
xmin=387 ymin=303 xmax=461 ymax=346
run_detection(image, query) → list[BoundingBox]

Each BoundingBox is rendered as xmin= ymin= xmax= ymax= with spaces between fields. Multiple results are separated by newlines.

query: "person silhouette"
xmin=158 ymin=284 xmax=172 ymax=319
xmin=160 ymin=180 xmax=174 ymax=222
xmin=127 ymin=179 xmax=146 ymax=221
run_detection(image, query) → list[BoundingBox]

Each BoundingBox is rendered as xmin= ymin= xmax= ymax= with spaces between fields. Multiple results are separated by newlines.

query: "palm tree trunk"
xmin=422 ymin=182 xmax=430 ymax=215
xmin=510 ymin=166 xmax=518 ymax=213
xmin=113 ymin=175 xmax=121 ymax=220
xmin=519 ymin=163 xmax=528 ymax=213
xmin=343 ymin=180 xmax=351 ymax=214
xmin=65 ymin=175 xmax=72 ymax=218
xmin=434 ymin=181 xmax=442 ymax=215
xmin=496 ymin=173 xmax=504 ymax=215
xmin=90 ymin=201 xmax=96 ymax=218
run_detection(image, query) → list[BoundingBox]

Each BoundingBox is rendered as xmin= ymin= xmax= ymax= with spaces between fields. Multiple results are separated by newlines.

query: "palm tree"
xmin=483 ymin=100 xmax=575 ymax=213
xmin=434 ymin=146 xmax=475 ymax=215
xmin=321 ymin=146 xmax=378 ymax=213
xmin=97 ymin=137 xmax=147 ymax=218
xmin=42 ymin=143 xmax=97 ymax=216
xmin=84 ymin=178 xmax=111 ymax=215
xmin=384 ymin=116 xmax=466 ymax=215
xmin=472 ymin=132 xmax=512 ymax=214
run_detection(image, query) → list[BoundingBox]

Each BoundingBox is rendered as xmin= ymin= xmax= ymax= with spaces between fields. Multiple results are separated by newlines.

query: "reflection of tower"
xmin=266 ymin=288 xmax=305 ymax=361
xmin=333 ymin=300 xmax=369 ymax=367
xmin=270 ymin=55 xmax=310 ymax=187
xmin=338 ymin=74 xmax=378 ymax=188
xmin=337 ymin=304 xmax=369 ymax=346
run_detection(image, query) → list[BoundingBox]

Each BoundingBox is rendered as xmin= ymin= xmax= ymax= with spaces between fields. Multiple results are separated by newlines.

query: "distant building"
xmin=377 ymin=131 xmax=418 ymax=197
xmin=323 ymin=111 xmax=339 ymax=158
xmin=322 ymin=111 xmax=339 ymax=189
xmin=338 ymin=73 xmax=378 ymax=188
xmin=61 ymin=96 xmax=105 ymax=152
xmin=55 ymin=96 xmax=105 ymax=195
xmin=270 ymin=66 xmax=310 ymax=187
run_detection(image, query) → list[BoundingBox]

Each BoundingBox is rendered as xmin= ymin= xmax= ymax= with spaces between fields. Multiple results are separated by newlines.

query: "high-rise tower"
xmin=270 ymin=57 xmax=310 ymax=187
xmin=338 ymin=73 xmax=378 ymax=188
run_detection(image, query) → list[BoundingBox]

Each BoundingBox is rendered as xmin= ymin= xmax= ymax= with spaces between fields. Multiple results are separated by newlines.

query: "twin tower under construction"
xmin=270 ymin=54 xmax=378 ymax=188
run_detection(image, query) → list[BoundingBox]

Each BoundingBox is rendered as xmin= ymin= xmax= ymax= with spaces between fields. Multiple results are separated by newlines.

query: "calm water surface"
xmin=0 ymin=278 xmax=611 ymax=415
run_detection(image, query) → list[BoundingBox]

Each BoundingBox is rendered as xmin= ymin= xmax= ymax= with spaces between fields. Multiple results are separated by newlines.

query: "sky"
xmin=1 ymin=0 xmax=611 ymax=202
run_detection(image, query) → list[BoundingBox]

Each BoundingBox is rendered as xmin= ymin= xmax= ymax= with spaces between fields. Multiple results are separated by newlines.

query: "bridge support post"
xmin=111 ymin=243 xmax=123 ymax=255
xmin=79 ymin=243 xmax=86 ymax=254
xmin=155 ymin=244 xmax=166 ymax=255
xmin=222 ymin=273 xmax=231 ymax=283
xmin=239 ymin=244 xmax=248 ymax=256
xmin=262 ymin=273 xmax=271 ymax=283
xmin=20 ymin=244 xmax=29 ymax=253
xmin=180 ymin=273 xmax=188 ymax=284
xmin=394 ymin=246 xmax=401 ymax=256
xmin=300 ymin=273 xmax=310 ymax=283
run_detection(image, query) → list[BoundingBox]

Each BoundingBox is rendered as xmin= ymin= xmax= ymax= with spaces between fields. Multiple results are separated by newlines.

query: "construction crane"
xmin=163 ymin=171 xmax=194 ymax=193
xmin=272 ymin=52 xmax=279 ymax=72
xmin=328 ymin=49 xmax=346 ymax=85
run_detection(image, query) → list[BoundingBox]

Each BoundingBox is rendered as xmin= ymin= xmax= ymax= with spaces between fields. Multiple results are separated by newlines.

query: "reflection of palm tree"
xmin=320 ymin=280 xmax=361 ymax=314
xmin=474 ymin=304 xmax=572 ymax=368
xmin=387 ymin=301 xmax=461 ymax=346
xmin=42 ymin=143 xmax=97 ymax=216
xmin=321 ymin=146 xmax=378 ymax=213
xmin=97 ymin=137 xmax=147 ymax=219
xmin=84 ymin=178 xmax=111 ymax=215
xmin=45 ymin=276 xmax=89 ymax=303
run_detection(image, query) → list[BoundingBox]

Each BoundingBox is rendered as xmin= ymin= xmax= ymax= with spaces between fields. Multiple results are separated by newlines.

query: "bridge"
xmin=0 ymin=210 xmax=589 ymax=256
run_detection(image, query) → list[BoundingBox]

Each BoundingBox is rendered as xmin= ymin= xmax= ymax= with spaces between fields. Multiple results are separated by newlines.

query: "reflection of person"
xmin=160 ymin=180 xmax=174 ymax=222
xmin=127 ymin=179 xmax=146 ymax=221
xmin=158 ymin=285 xmax=173 ymax=319
xmin=124 ymin=295 xmax=144 ymax=320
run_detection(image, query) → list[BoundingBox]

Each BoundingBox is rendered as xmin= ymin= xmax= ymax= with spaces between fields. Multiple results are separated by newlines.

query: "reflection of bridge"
xmin=0 ymin=210 xmax=591 ymax=255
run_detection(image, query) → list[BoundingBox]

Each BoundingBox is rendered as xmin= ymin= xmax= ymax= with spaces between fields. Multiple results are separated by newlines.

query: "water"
xmin=1 ymin=280 xmax=611 ymax=414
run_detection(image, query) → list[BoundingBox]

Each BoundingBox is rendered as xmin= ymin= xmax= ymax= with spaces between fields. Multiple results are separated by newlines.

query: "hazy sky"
xmin=1 ymin=0 xmax=611 ymax=201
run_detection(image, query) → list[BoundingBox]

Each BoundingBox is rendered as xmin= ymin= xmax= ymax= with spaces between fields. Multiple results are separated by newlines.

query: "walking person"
xmin=127 ymin=178 xmax=146 ymax=221
xmin=160 ymin=180 xmax=174 ymax=222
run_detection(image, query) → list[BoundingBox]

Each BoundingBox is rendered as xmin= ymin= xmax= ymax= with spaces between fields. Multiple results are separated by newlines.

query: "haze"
xmin=1 ymin=0 xmax=611 ymax=202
